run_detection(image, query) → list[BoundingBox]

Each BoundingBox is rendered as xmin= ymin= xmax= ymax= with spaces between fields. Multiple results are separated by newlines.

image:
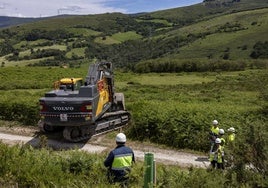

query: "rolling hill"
xmin=0 ymin=16 xmax=40 ymax=28
xmin=0 ymin=0 xmax=267 ymax=69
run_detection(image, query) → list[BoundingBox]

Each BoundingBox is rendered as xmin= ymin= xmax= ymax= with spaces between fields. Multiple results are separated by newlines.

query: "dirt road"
xmin=0 ymin=126 xmax=210 ymax=168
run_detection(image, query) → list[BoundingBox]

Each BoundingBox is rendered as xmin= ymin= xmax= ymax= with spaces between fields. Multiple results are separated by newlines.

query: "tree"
xmin=250 ymin=41 xmax=268 ymax=59
xmin=0 ymin=41 xmax=14 ymax=56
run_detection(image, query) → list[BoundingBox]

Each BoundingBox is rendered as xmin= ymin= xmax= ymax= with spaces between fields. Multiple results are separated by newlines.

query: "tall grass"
xmin=0 ymin=66 xmax=267 ymax=186
xmin=0 ymin=140 xmax=267 ymax=187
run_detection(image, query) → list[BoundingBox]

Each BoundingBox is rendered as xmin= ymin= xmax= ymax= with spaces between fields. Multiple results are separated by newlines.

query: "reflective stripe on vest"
xmin=112 ymin=153 xmax=132 ymax=170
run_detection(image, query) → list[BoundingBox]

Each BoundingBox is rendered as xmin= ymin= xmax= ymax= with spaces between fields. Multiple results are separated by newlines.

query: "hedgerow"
xmin=134 ymin=59 xmax=268 ymax=73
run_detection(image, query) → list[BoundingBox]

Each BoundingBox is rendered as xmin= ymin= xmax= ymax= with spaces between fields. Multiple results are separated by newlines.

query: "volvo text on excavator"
xmin=38 ymin=61 xmax=130 ymax=142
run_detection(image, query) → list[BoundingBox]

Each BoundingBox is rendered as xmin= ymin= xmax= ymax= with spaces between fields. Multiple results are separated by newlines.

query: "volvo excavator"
xmin=38 ymin=61 xmax=130 ymax=142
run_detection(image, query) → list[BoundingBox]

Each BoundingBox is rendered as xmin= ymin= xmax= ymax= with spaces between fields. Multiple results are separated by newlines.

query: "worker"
xmin=209 ymin=120 xmax=220 ymax=151
xmin=227 ymin=127 xmax=236 ymax=142
xmin=218 ymin=129 xmax=226 ymax=169
xmin=218 ymin=129 xmax=226 ymax=148
xmin=226 ymin=127 xmax=236 ymax=167
xmin=209 ymin=138 xmax=224 ymax=169
xmin=104 ymin=133 xmax=135 ymax=187
xmin=211 ymin=120 xmax=220 ymax=136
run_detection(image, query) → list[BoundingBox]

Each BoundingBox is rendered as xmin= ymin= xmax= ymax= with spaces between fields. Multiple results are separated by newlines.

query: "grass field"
xmin=166 ymin=8 xmax=268 ymax=59
xmin=66 ymin=47 xmax=86 ymax=58
xmin=0 ymin=65 xmax=267 ymax=187
xmin=94 ymin=36 xmax=121 ymax=44
xmin=111 ymin=31 xmax=142 ymax=42
xmin=68 ymin=28 xmax=101 ymax=37
xmin=1 ymin=57 xmax=54 ymax=67
xmin=94 ymin=31 xmax=143 ymax=44
xmin=13 ymin=39 xmax=50 ymax=49
xmin=116 ymin=72 xmax=216 ymax=88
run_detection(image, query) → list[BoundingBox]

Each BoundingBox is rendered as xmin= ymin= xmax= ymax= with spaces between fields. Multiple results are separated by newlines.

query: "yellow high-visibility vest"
xmin=220 ymin=137 xmax=226 ymax=148
xmin=209 ymin=145 xmax=223 ymax=163
xmin=217 ymin=146 xmax=223 ymax=163
xmin=228 ymin=133 xmax=235 ymax=142
xmin=211 ymin=126 xmax=219 ymax=135
xmin=112 ymin=153 xmax=133 ymax=170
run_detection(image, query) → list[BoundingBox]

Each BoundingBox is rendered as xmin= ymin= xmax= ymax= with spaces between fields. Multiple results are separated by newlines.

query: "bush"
xmin=134 ymin=59 xmax=247 ymax=73
xmin=0 ymin=101 xmax=39 ymax=125
xmin=128 ymin=100 xmax=222 ymax=151
xmin=0 ymin=143 xmax=111 ymax=187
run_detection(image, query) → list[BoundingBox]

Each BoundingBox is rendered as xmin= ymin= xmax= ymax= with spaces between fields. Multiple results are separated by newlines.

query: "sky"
xmin=0 ymin=0 xmax=203 ymax=18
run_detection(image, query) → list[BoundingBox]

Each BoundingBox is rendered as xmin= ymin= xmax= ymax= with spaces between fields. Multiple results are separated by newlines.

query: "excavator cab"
xmin=54 ymin=78 xmax=83 ymax=91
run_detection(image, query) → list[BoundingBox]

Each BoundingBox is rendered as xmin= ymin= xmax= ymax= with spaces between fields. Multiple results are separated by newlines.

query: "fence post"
xmin=144 ymin=153 xmax=155 ymax=188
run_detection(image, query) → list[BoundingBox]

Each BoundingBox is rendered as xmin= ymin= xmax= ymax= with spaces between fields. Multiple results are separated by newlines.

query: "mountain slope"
xmin=0 ymin=0 xmax=267 ymax=68
xmin=165 ymin=8 xmax=268 ymax=60
xmin=0 ymin=16 xmax=43 ymax=28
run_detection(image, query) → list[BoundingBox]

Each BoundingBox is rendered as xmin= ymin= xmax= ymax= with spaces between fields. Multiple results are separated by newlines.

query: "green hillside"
xmin=147 ymin=0 xmax=268 ymax=25
xmin=0 ymin=0 xmax=267 ymax=69
xmin=165 ymin=8 xmax=268 ymax=60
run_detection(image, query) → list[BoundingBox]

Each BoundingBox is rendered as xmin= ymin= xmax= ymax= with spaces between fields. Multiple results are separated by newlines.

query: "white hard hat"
xmin=219 ymin=129 xmax=225 ymax=135
xmin=228 ymin=127 xmax=235 ymax=133
xmin=215 ymin=138 xmax=221 ymax=144
xmin=116 ymin=133 xmax=126 ymax=143
xmin=212 ymin=120 xmax=218 ymax=125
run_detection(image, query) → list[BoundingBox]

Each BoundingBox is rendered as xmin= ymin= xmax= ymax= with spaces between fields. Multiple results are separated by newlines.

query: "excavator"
xmin=38 ymin=61 xmax=130 ymax=142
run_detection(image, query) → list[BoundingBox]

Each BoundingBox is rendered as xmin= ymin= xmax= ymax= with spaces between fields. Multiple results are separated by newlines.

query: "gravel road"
xmin=0 ymin=130 xmax=210 ymax=168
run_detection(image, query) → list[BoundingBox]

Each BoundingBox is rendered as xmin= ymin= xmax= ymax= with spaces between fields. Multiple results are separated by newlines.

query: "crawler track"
xmin=62 ymin=110 xmax=130 ymax=142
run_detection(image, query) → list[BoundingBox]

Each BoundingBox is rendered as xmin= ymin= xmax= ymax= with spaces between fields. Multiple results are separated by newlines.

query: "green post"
xmin=144 ymin=153 xmax=154 ymax=188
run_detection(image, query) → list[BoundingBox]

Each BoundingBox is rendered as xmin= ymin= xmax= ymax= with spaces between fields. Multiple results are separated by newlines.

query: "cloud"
xmin=0 ymin=2 xmax=8 ymax=9
xmin=57 ymin=5 xmax=83 ymax=14
xmin=0 ymin=0 xmax=202 ymax=18
xmin=0 ymin=0 xmax=127 ymax=17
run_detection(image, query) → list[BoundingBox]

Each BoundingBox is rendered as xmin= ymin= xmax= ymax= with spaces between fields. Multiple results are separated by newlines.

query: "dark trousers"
xmin=107 ymin=170 xmax=129 ymax=187
xmin=211 ymin=160 xmax=224 ymax=169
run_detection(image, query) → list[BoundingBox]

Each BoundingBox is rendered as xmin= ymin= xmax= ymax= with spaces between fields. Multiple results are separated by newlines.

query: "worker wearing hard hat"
xmin=227 ymin=127 xmax=236 ymax=142
xmin=211 ymin=120 xmax=220 ymax=136
xmin=209 ymin=138 xmax=224 ymax=169
xmin=209 ymin=120 xmax=220 ymax=151
xmin=104 ymin=133 xmax=135 ymax=186
xmin=225 ymin=127 xmax=236 ymax=167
